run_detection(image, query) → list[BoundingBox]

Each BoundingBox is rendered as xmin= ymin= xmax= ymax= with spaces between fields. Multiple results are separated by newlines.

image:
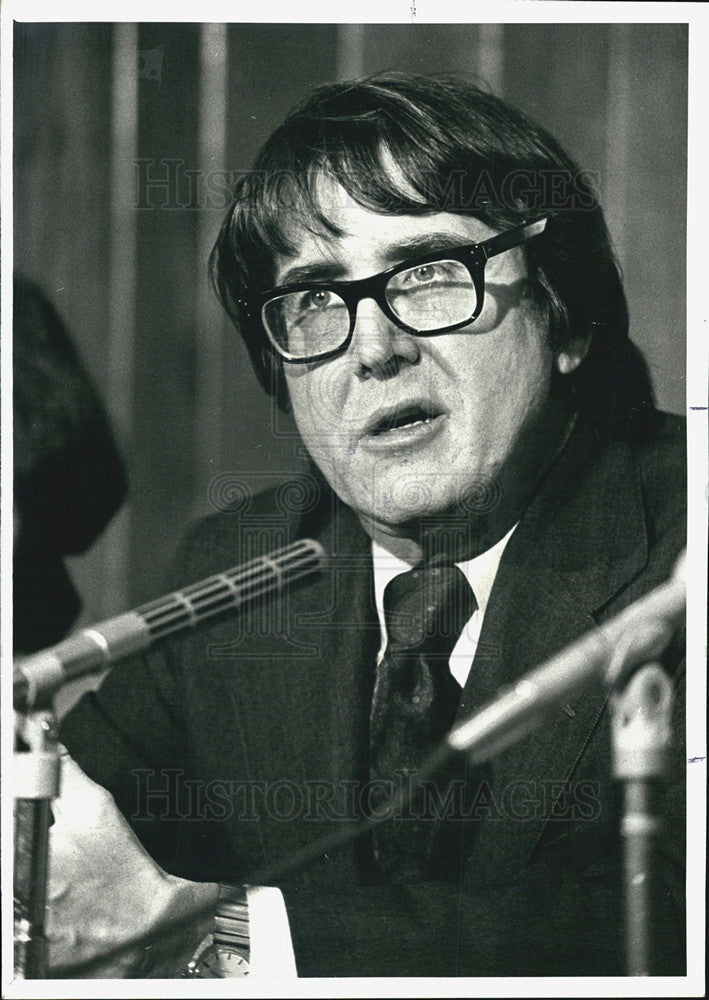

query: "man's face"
xmin=278 ymin=178 xmax=557 ymax=539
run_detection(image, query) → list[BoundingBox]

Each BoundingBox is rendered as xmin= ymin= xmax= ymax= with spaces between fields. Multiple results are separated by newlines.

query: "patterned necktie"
xmin=369 ymin=563 xmax=476 ymax=879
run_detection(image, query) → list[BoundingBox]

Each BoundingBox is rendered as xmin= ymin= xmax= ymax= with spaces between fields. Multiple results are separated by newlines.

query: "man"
xmin=50 ymin=75 xmax=685 ymax=977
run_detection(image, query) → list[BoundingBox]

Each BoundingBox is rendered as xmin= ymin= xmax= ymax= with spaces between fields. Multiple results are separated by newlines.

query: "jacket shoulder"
xmin=634 ymin=411 xmax=686 ymax=535
xmin=166 ymin=474 xmax=330 ymax=588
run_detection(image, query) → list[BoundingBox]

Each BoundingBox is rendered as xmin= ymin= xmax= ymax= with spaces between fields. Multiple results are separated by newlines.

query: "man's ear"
xmin=554 ymin=335 xmax=592 ymax=375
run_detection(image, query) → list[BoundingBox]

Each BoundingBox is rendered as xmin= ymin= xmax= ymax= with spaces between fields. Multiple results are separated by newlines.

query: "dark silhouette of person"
xmin=13 ymin=275 xmax=128 ymax=654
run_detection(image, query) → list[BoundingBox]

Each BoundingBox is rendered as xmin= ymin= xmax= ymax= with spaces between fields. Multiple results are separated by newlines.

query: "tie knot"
xmin=383 ymin=564 xmax=476 ymax=653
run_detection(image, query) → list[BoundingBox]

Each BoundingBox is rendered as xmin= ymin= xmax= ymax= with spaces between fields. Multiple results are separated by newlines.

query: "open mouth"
xmin=365 ymin=402 xmax=445 ymax=437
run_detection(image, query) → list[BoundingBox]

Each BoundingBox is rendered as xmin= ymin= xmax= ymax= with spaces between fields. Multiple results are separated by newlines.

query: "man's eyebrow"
xmin=381 ymin=232 xmax=480 ymax=263
xmin=276 ymin=261 xmax=345 ymax=287
xmin=275 ymin=232 xmax=482 ymax=287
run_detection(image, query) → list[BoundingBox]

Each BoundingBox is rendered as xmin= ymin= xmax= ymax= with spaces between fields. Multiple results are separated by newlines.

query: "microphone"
xmin=446 ymin=552 xmax=686 ymax=764
xmin=14 ymin=538 xmax=326 ymax=711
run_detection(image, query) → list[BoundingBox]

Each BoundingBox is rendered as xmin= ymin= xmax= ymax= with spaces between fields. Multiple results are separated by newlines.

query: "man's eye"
xmin=412 ymin=264 xmax=437 ymax=282
xmin=299 ymin=289 xmax=335 ymax=310
xmin=402 ymin=262 xmax=454 ymax=285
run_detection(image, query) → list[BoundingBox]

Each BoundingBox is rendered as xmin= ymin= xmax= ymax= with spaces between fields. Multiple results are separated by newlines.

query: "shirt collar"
xmin=372 ymin=522 xmax=518 ymax=642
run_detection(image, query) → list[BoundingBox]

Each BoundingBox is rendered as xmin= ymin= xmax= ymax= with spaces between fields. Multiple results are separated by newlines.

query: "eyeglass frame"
xmin=237 ymin=217 xmax=548 ymax=365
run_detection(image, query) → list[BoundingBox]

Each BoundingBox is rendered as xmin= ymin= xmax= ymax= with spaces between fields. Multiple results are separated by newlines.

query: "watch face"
xmin=187 ymin=942 xmax=250 ymax=978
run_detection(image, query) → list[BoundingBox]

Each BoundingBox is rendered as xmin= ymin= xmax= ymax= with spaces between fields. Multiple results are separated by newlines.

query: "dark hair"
xmin=211 ymin=73 xmax=655 ymax=430
xmin=13 ymin=275 xmax=128 ymax=651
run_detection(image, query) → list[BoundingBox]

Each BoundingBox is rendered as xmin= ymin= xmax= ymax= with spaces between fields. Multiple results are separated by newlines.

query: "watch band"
xmin=214 ymin=883 xmax=250 ymax=960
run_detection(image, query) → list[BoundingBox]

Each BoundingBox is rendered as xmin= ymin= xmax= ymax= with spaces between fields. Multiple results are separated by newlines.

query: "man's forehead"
xmin=315 ymin=148 xmax=424 ymax=214
xmin=276 ymin=171 xmax=367 ymax=248
xmin=275 ymin=158 xmax=421 ymax=254
xmin=274 ymin=170 xmax=496 ymax=275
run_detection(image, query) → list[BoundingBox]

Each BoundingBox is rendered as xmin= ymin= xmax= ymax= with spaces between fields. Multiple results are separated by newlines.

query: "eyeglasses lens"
xmin=262 ymin=290 xmax=349 ymax=359
xmin=262 ymin=259 xmax=478 ymax=360
xmin=385 ymin=260 xmax=477 ymax=331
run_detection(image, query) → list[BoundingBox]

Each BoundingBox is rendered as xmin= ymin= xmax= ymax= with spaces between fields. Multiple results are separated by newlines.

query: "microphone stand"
xmin=14 ymin=707 xmax=61 ymax=979
xmin=12 ymin=538 xmax=325 ymax=979
xmin=610 ymin=659 xmax=674 ymax=976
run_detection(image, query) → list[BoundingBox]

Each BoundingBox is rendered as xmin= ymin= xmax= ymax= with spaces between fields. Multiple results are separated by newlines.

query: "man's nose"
xmin=350 ymin=297 xmax=420 ymax=378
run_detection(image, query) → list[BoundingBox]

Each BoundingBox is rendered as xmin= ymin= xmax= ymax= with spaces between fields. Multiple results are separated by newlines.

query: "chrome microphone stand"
xmin=447 ymin=553 xmax=685 ymax=977
xmin=12 ymin=538 xmax=326 ymax=979
xmin=610 ymin=660 xmax=674 ymax=976
xmin=14 ymin=705 xmax=61 ymax=979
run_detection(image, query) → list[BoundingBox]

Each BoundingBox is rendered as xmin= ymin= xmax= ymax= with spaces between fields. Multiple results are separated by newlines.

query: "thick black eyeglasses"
xmin=239 ymin=218 xmax=547 ymax=364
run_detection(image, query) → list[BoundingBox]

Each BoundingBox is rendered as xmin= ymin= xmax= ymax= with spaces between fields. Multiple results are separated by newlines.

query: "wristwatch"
xmin=182 ymin=883 xmax=250 ymax=978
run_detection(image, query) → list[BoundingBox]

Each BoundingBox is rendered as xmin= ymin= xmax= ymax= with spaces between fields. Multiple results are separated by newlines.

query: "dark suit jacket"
xmin=60 ymin=410 xmax=686 ymax=976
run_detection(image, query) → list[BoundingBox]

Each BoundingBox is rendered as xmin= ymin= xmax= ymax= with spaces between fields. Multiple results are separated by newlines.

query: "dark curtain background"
xmin=13 ymin=22 xmax=687 ymax=631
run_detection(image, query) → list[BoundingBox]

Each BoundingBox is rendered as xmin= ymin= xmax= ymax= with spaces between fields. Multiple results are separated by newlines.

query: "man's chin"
xmin=353 ymin=491 xmax=473 ymax=537
xmin=346 ymin=468 xmax=509 ymax=557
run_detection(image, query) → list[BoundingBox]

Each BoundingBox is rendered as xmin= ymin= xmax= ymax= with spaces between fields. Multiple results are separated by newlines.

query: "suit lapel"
xmin=456 ymin=419 xmax=650 ymax=871
xmin=291 ymin=493 xmax=379 ymax=789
